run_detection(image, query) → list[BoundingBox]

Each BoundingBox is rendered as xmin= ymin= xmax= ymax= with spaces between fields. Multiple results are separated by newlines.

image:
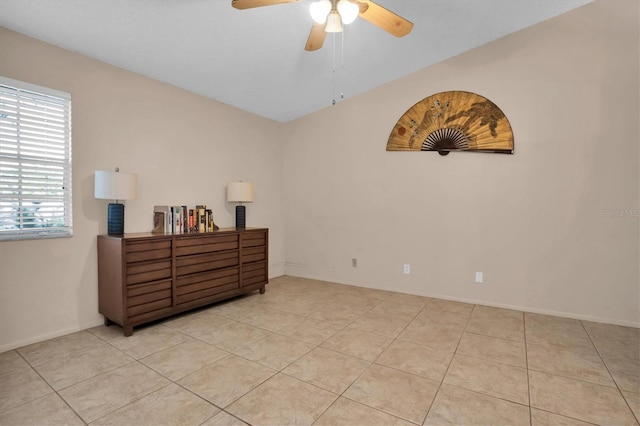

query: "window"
xmin=0 ymin=76 xmax=72 ymax=240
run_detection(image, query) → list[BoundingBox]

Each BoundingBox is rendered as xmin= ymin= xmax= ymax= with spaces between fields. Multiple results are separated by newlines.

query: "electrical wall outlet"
xmin=352 ymin=258 xmax=357 ymax=268
xmin=475 ymin=272 xmax=483 ymax=283
xmin=403 ymin=264 xmax=411 ymax=274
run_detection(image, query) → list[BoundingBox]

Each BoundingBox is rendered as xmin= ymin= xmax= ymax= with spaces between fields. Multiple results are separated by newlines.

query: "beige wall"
xmin=0 ymin=28 xmax=285 ymax=351
xmin=0 ymin=0 xmax=637 ymax=351
xmin=283 ymin=0 xmax=639 ymax=326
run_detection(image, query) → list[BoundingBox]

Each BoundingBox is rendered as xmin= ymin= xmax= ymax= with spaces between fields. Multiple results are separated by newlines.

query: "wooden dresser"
xmin=97 ymin=228 xmax=268 ymax=336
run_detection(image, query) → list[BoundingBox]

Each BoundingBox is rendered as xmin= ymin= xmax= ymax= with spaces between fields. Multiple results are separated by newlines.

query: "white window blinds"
xmin=0 ymin=76 xmax=72 ymax=240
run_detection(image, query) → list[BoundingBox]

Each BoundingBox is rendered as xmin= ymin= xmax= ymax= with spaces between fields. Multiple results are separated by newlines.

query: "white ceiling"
xmin=0 ymin=0 xmax=592 ymax=122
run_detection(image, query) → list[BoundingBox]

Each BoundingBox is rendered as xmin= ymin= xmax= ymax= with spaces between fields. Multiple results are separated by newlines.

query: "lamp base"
xmin=235 ymin=205 xmax=246 ymax=229
xmin=107 ymin=203 xmax=125 ymax=235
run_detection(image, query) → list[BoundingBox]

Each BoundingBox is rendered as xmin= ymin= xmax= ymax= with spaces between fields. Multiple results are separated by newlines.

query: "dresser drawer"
xmin=125 ymin=239 xmax=172 ymax=263
xmin=176 ymin=251 xmax=239 ymax=276
xmin=175 ymin=234 xmax=239 ymax=256
xmin=176 ymin=267 xmax=239 ymax=304
xmin=242 ymin=246 xmax=266 ymax=263
xmin=242 ymin=231 xmax=267 ymax=248
xmin=126 ymin=259 xmax=172 ymax=285
xmin=126 ymin=279 xmax=172 ymax=318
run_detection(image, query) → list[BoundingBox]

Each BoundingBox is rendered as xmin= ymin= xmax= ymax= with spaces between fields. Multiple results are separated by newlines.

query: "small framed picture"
xmin=152 ymin=211 xmax=165 ymax=233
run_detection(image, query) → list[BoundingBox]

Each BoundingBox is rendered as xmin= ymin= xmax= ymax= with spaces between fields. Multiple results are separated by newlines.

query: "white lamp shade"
xmin=310 ymin=0 xmax=331 ymax=24
xmin=94 ymin=170 xmax=137 ymax=200
xmin=337 ymin=0 xmax=359 ymax=24
xmin=227 ymin=181 xmax=254 ymax=203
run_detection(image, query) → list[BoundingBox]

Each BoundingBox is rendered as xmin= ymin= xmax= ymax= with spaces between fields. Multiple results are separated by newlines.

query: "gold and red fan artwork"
xmin=387 ymin=91 xmax=514 ymax=155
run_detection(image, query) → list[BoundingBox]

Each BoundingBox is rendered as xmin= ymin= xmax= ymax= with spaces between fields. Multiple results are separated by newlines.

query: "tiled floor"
xmin=1 ymin=276 xmax=639 ymax=425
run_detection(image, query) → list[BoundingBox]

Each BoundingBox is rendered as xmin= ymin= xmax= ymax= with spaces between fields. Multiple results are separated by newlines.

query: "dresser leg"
xmin=104 ymin=317 xmax=114 ymax=326
xmin=123 ymin=325 xmax=134 ymax=337
xmin=260 ymin=286 xmax=266 ymax=294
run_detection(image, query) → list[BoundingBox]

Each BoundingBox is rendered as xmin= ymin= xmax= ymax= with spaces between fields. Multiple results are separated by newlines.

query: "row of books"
xmin=152 ymin=205 xmax=218 ymax=234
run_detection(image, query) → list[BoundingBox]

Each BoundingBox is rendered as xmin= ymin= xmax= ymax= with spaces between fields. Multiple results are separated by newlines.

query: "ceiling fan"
xmin=231 ymin=0 xmax=413 ymax=51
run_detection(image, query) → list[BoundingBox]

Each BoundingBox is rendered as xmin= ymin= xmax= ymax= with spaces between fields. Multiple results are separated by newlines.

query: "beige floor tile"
xmin=315 ymin=397 xmax=413 ymax=426
xmin=591 ymin=334 xmax=640 ymax=361
xmin=369 ymin=300 xmax=423 ymax=320
xmin=17 ymin=331 xmax=104 ymax=366
xmin=58 ymin=362 xmax=170 ymax=423
xmin=622 ymin=390 xmax=640 ymax=421
xmin=200 ymin=411 xmax=249 ymax=426
xmin=411 ymin=308 xmax=469 ymax=328
xmin=375 ymin=339 xmax=453 ymax=381
xmin=0 ymin=393 xmax=84 ymax=426
xmin=529 ymin=370 xmax=637 ymax=425
xmin=582 ymin=320 xmax=640 ymax=343
xmin=397 ymin=322 xmax=464 ymax=353
xmin=465 ymin=315 xmax=524 ymax=342
xmin=140 ymin=340 xmax=228 ymax=381
xmin=260 ymin=294 xmax=337 ymax=316
xmin=0 ymin=350 xmax=31 ymax=378
xmin=328 ymin=295 xmax=384 ymax=313
xmin=424 ymin=383 xmax=530 ymax=426
xmin=162 ymin=311 xmax=234 ymax=338
xmin=275 ymin=317 xmax=344 ymax=345
xmin=92 ymin=383 xmax=219 ymax=425
xmin=527 ymin=343 xmax=616 ymax=387
xmin=530 ymin=408 xmax=595 ymax=425
xmin=385 ymin=293 xmax=431 ymax=308
xmin=283 ymin=347 xmax=370 ymax=394
xmin=471 ymin=305 xmax=524 ymax=321
xmin=227 ymin=373 xmax=337 ymax=425
xmin=87 ymin=324 xmax=128 ymax=342
xmin=348 ymin=311 xmax=413 ymax=338
xmin=196 ymin=321 xmax=270 ymax=351
xmin=106 ymin=325 xmax=192 ymax=359
xmin=525 ymin=323 xmax=597 ymax=356
xmin=443 ymin=354 xmax=529 ymax=405
xmin=307 ymin=303 xmax=362 ymax=327
xmin=321 ymin=327 xmax=393 ymax=361
xmin=237 ymin=306 xmax=305 ymax=332
xmin=32 ymin=342 xmax=134 ymax=390
xmin=602 ymin=355 xmax=640 ymax=392
xmin=525 ymin=313 xmax=584 ymax=332
xmin=336 ymin=286 xmax=393 ymax=302
xmin=178 ymin=354 xmax=275 ymax=408
xmin=233 ymin=333 xmax=313 ymax=370
xmin=344 ymin=364 xmax=439 ymax=424
xmin=0 ymin=367 xmax=53 ymax=412
xmin=426 ymin=298 xmax=474 ymax=316
xmin=456 ymin=332 xmax=526 ymax=368
xmin=208 ymin=296 xmax=262 ymax=320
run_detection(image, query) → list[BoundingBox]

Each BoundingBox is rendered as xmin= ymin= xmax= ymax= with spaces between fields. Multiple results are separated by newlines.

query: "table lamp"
xmin=95 ymin=168 xmax=137 ymax=235
xmin=227 ymin=181 xmax=254 ymax=228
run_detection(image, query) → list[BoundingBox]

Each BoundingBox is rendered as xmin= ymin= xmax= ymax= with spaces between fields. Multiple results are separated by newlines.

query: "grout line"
xmin=523 ymin=311 xmax=533 ymax=426
xmin=579 ymin=319 xmax=640 ymax=424
xmin=420 ymin=304 xmax=475 ymax=424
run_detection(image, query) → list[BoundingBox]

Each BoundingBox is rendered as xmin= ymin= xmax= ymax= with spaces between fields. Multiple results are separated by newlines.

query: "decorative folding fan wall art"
xmin=387 ymin=91 xmax=514 ymax=156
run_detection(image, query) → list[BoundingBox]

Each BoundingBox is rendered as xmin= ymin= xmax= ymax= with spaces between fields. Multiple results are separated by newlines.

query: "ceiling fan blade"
xmin=305 ymin=22 xmax=327 ymax=51
xmin=231 ymin=0 xmax=298 ymax=10
xmin=355 ymin=0 xmax=413 ymax=37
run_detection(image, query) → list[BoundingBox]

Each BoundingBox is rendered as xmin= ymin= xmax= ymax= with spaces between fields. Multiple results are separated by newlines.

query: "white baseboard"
xmin=281 ymin=272 xmax=640 ymax=329
xmin=0 ymin=319 xmax=104 ymax=353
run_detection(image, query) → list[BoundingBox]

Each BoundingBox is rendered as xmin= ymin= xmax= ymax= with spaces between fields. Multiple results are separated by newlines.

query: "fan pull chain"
xmin=340 ymin=28 xmax=344 ymax=101
xmin=331 ymin=31 xmax=345 ymax=106
xmin=332 ymin=32 xmax=337 ymax=105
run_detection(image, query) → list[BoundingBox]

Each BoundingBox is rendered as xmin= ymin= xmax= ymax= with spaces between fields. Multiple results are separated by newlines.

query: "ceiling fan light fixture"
xmin=325 ymin=10 xmax=343 ymax=32
xmin=337 ymin=0 xmax=359 ymax=24
xmin=310 ymin=0 xmax=332 ymax=24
